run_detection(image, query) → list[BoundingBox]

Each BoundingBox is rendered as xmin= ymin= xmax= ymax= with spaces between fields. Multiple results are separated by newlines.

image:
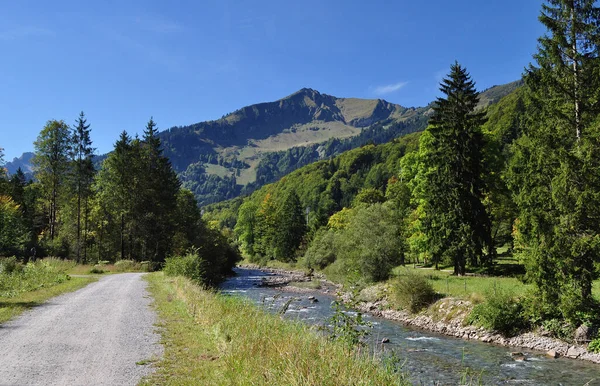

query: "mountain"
xmin=5 ymin=152 xmax=34 ymax=178
xmin=5 ymin=83 xmax=519 ymax=206
xmin=158 ymin=88 xmax=429 ymax=205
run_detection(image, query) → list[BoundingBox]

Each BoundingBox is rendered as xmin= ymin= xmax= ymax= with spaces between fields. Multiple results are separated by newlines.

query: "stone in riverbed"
xmin=546 ymin=350 xmax=558 ymax=358
xmin=566 ymin=345 xmax=586 ymax=359
xmin=381 ymin=338 xmax=390 ymax=343
xmin=510 ymin=352 xmax=526 ymax=361
xmin=574 ymin=324 xmax=591 ymax=344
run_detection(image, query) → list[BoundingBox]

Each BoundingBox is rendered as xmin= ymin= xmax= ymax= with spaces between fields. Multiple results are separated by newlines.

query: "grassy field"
xmin=0 ymin=257 xmax=97 ymax=324
xmin=391 ymin=265 xmax=532 ymax=301
xmin=142 ymin=273 xmax=408 ymax=386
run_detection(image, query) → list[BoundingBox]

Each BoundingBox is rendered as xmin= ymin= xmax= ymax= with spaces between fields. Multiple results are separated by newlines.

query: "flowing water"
xmin=221 ymin=268 xmax=600 ymax=385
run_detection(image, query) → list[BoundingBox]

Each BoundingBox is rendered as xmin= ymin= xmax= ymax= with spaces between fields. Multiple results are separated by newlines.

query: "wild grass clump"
xmin=114 ymin=260 xmax=142 ymax=272
xmin=467 ymin=289 xmax=527 ymax=336
xmin=0 ymin=257 xmax=73 ymax=298
xmin=391 ymin=271 xmax=437 ymax=313
xmin=143 ymin=273 xmax=409 ymax=385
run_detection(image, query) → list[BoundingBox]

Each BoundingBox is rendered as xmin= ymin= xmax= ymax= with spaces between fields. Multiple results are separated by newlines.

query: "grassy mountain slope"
xmin=5 ymin=82 xmax=519 ymax=206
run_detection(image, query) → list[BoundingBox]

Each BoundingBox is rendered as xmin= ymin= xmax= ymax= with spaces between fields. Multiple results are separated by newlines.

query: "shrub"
xmin=163 ymin=250 xmax=207 ymax=285
xmin=589 ymin=338 xmax=600 ymax=353
xmin=300 ymin=229 xmax=337 ymax=270
xmin=114 ymin=260 xmax=140 ymax=272
xmin=468 ymin=289 xmax=527 ymax=336
xmin=540 ymin=318 xmax=575 ymax=341
xmin=0 ymin=256 xmax=22 ymax=274
xmin=0 ymin=258 xmax=69 ymax=297
xmin=89 ymin=266 xmax=105 ymax=274
xmin=391 ymin=272 xmax=437 ymax=313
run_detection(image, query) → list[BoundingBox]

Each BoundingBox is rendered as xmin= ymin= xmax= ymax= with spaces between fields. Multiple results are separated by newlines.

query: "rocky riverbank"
xmin=237 ymin=264 xmax=600 ymax=365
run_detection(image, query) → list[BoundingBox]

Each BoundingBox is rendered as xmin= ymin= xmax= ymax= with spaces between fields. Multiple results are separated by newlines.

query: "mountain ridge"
xmin=5 ymin=82 xmax=520 ymax=205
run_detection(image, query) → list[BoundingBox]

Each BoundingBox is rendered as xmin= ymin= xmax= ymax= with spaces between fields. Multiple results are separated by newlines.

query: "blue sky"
xmin=1 ymin=0 xmax=545 ymax=160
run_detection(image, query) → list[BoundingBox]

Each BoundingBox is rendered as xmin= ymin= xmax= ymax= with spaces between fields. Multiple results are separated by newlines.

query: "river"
xmin=221 ymin=268 xmax=600 ymax=385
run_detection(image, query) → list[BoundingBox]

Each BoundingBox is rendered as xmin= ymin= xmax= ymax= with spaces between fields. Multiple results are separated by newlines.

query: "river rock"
xmin=546 ymin=349 xmax=558 ymax=358
xmin=381 ymin=338 xmax=390 ymax=343
xmin=574 ymin=325 xmax=591 ymax=343
xmin=566 ymin=345 xmax=586 ymax=359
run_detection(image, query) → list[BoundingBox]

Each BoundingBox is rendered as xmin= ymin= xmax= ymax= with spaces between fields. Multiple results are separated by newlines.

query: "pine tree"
xmin=70 ymin=112 xmax=95 ymax=262
xmin=508 ymin=0 xmax=600 ymax=320
xmin=95 ymin=131 xmax=133 ymax=260
xmin=136 ymin=118 xmax=180 ymax=263
xmin=418 ymin=62 xmax=490 ymax=275
xmin=32 ymin=120 xmax=72 ymax=241
xmin=274 ymin=190 xmax=306 ymax=262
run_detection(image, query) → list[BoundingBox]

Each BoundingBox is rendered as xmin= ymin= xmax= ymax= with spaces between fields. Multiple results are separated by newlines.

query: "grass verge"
xmin=0 ymin=276 xmax=97 ymax=324
xmin=142 ymin=272 xmax=408 ymax=385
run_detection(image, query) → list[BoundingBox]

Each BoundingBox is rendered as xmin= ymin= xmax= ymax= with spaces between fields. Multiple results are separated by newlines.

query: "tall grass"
xmin=0 ymin=257 xmax=75 ymax=298
xmin=143 ymin=273 xmax=409 ymax=385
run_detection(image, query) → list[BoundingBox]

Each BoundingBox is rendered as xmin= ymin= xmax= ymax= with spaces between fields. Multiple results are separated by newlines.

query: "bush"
xmin=589 ymin=338 xmax=600 ymax=353
xmin=0 ymin=256 xmax=22 ymax=274
xmin=163 ymin=250 xmax=207 ymax=285
xmin=114 ymin=260 xmax=140 ymax=272
xmin=89 ymin=266 xmax=105 ymax=274
xmin=300 ymin=229 xmax=337 ymax=270
xmin=0 ymin=258 xmax=70 ymax=297
xmin=391 ymin=272 xmax=437 ymax=313
xmin=468 ymin=289 xmax=527 ymax=336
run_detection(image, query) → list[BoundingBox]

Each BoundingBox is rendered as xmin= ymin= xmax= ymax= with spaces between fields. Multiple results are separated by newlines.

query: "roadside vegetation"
xmin=143 ymin=272 xmax=408 ymax=386
xmin=0 ymin=257 xmax=96 ymax=323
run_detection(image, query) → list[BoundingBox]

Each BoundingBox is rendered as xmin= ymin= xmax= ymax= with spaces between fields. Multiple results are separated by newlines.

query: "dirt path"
xmin=0 ymin=273 xmax=162 ymax=386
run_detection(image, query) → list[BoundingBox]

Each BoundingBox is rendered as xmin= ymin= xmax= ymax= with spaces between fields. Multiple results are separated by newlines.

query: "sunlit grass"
xmin=391 ymin=265 xmax=532 ymax=300
xmin=0 ymin=276 xmax=96 ymax=324
xmin=142 ymin=273 xmax=408 ymax=385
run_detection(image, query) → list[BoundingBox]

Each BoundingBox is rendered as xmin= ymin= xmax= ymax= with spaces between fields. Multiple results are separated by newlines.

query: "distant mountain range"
xmin=5 ymin=81 xmax=521 ymax=205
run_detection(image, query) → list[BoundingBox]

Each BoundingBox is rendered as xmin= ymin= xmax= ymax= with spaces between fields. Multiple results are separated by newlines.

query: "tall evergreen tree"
xmin=95 ymin=131 xmax=133 ymax=260
xmin=274 ymin=190 xmax=306 ymax=262
xmin=136 ymin=118 xmax=180 ymax=263
xmin=32 ymin=120 xmax=72 ymax=241
xmin=508 ymin=0 xmax=600 ymax=320
xmin=70 ymin=112 xmax=95 ymax=262
xmin=418 ymin=62 xmax=490 ymax=275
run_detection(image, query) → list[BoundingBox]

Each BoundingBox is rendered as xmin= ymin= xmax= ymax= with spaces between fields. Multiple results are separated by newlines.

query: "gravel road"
xmin=0 ymin=273 xmax=162 ymax=386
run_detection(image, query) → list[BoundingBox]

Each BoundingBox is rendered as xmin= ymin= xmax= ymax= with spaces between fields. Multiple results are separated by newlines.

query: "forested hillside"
xmin=205 ymin=1 xmax=600 ymax=338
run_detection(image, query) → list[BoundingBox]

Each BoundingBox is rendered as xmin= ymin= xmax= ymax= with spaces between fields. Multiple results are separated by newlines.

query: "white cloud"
xmin=372 ymin=81 xmax=408 ymax=96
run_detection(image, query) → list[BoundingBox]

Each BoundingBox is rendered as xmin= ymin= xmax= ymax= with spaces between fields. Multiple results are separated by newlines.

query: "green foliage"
xmin=32 ymin=120 xmax=72 ymax=241
xmin=588 ymin=338 xmax=600 ymax=353
xmin=505 ymin=0 xmax=600 ymax=322
xmin=300 ymin=228 xmax=337 ymax=270
xmin=539 ymin=319 xmax=575 ymax=341
xmin=163 ymin=249 xmax=207 ymax=286
xmin=0 ymin=195 xmax=29 ymax=255
xmin=468 ymin=289 xmax=527 ymax=336
xmin=0 ymin=258 xmax=71 ymax=298
xmin=324 ymin=299 xmax=372 ymax=348
xmin=352 ymin=187 xmax=385 ymax=207
xmin=391 ymin=271 xmax=437 ymax=313
xmin=416 ymin=63 xmax=491 ymax=275
xmin=272 ymin=190 xmax=306 ymax=262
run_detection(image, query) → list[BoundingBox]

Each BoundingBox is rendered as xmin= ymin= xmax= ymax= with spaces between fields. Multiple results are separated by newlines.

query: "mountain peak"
xmin=284 ymin=87 xmax=321 ymax=100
